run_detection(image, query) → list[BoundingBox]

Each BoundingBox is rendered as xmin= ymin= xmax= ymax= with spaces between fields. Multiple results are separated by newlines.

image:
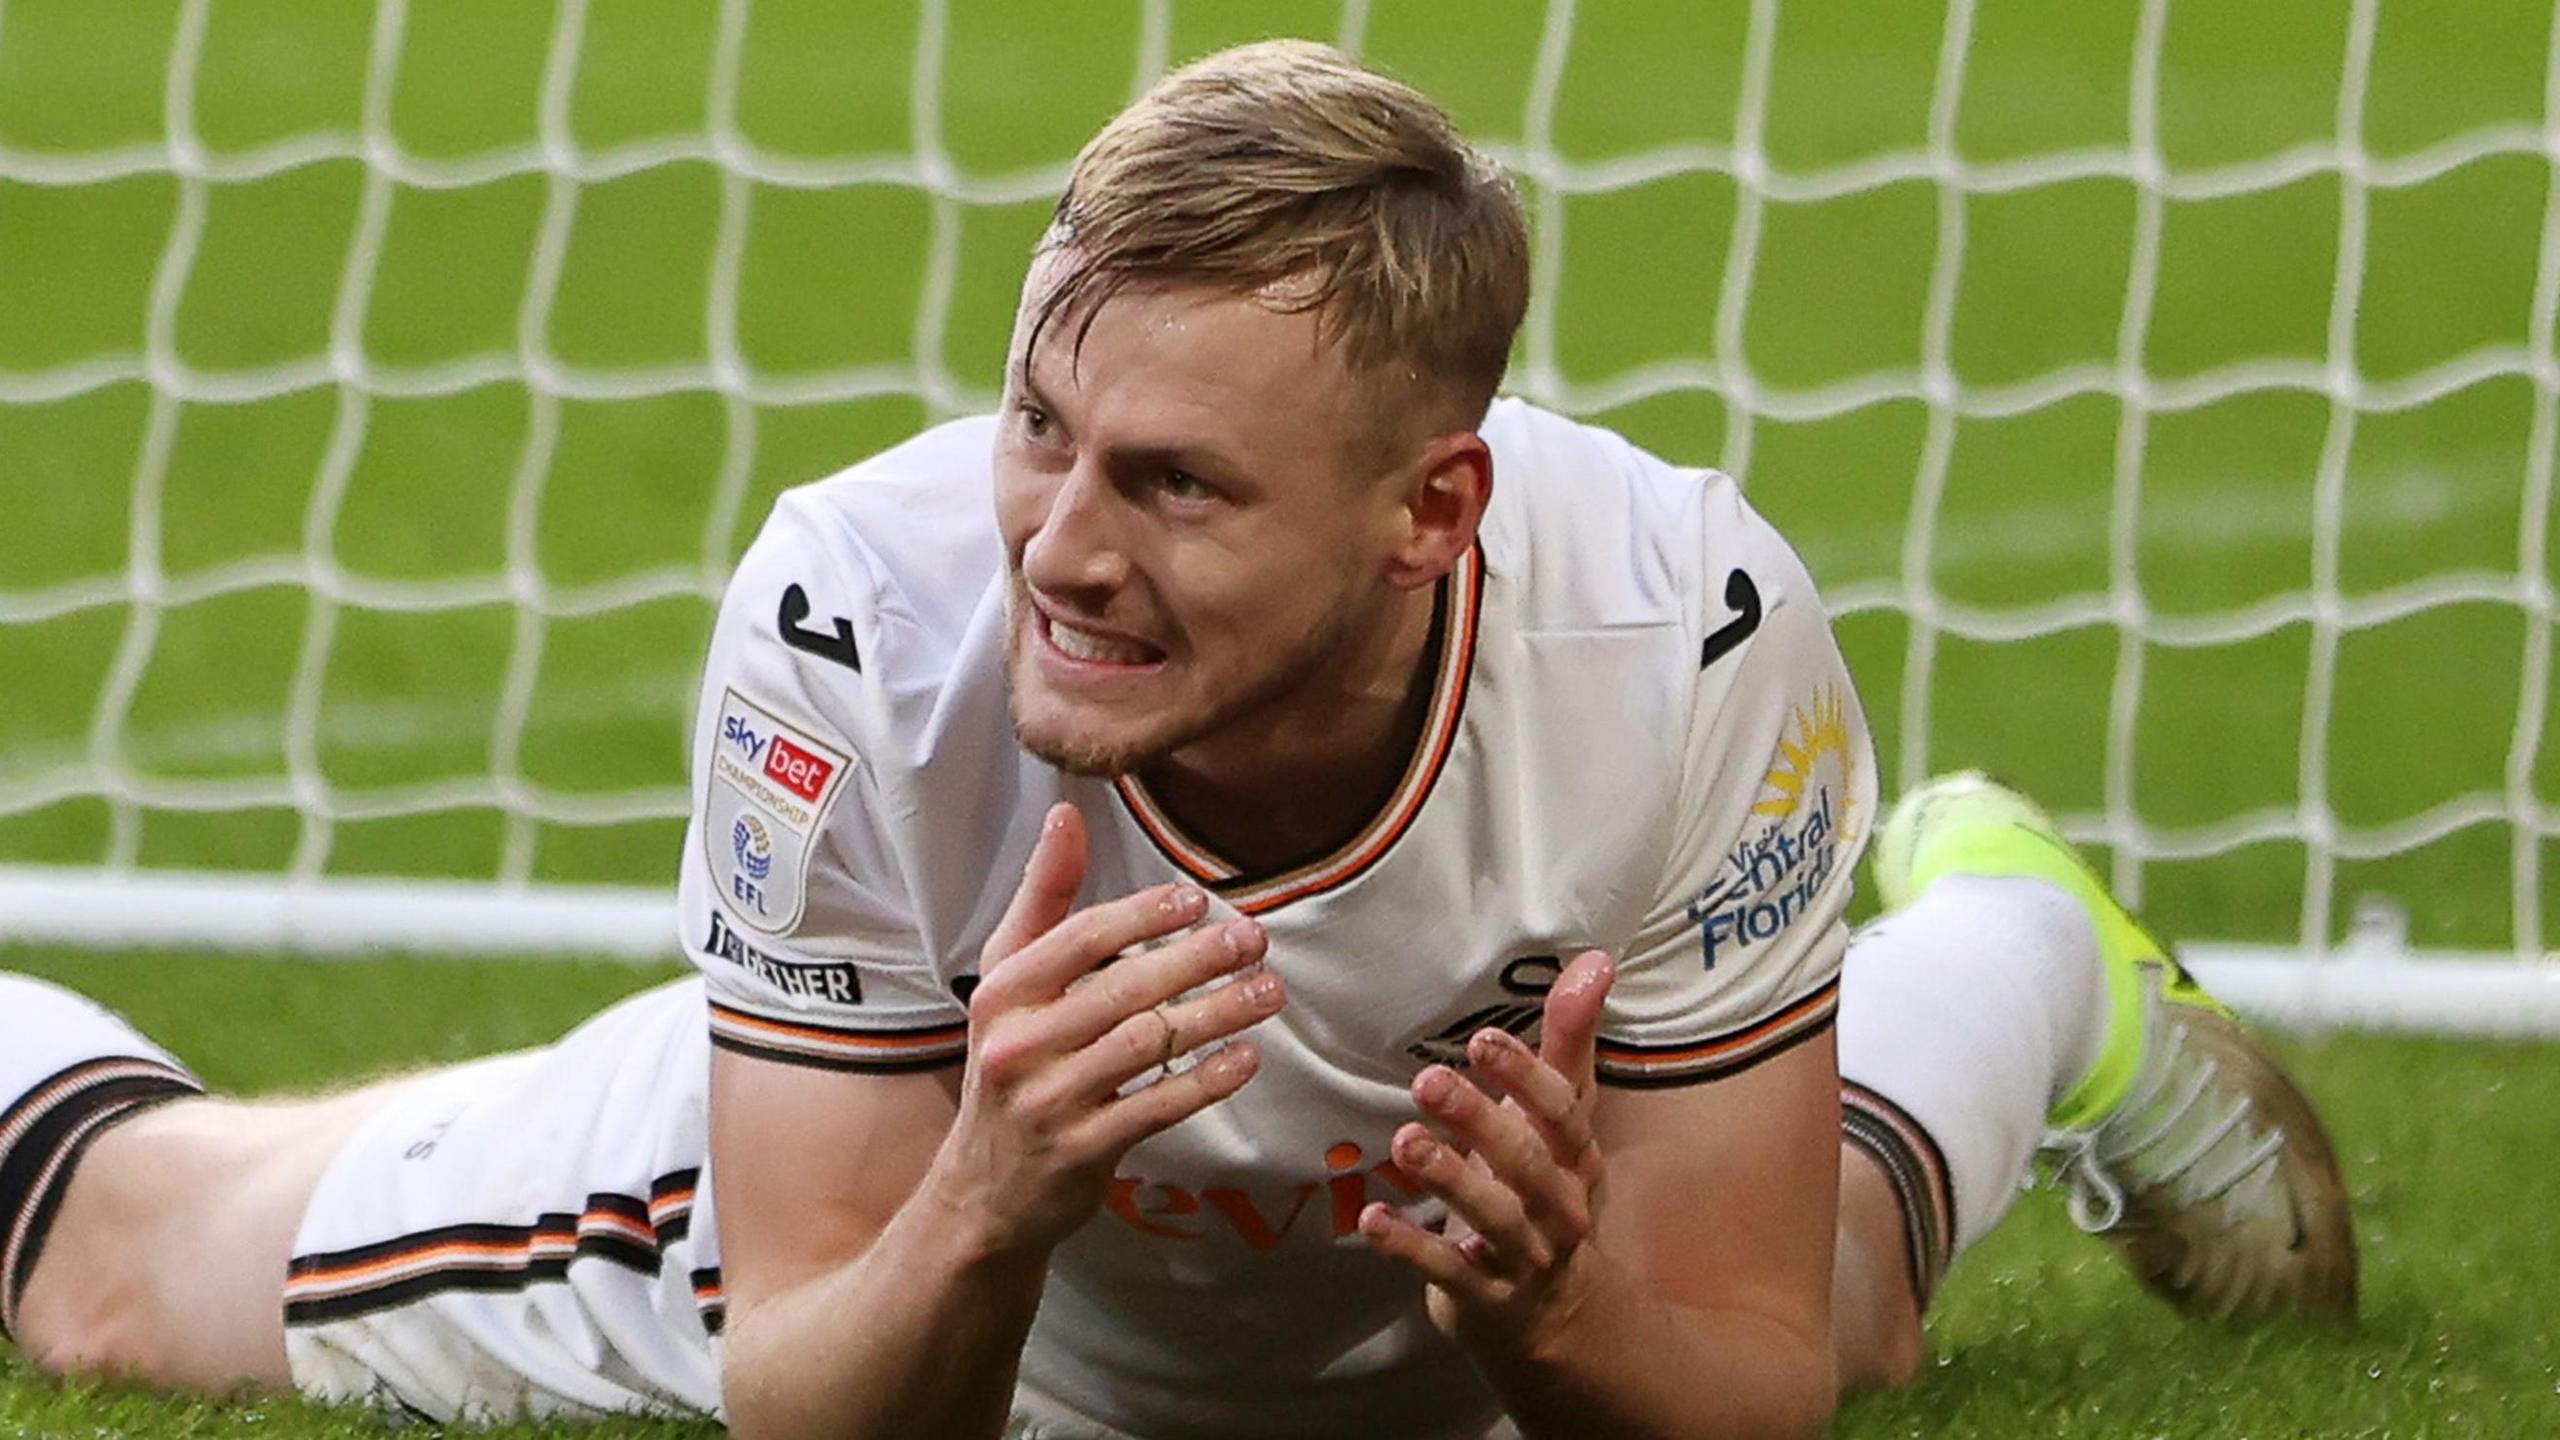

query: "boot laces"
xmin=2045 ymin=976 xmax=2289 ymax=1236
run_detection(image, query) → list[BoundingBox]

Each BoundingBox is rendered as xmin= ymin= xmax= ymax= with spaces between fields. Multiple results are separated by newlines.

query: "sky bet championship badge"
xmin=705 ymin=688 xmax=853 ymax=935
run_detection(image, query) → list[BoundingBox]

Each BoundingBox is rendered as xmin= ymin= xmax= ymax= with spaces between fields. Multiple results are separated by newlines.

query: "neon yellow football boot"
xmin=1872 ymin=771 xmax=2358 ymax=1323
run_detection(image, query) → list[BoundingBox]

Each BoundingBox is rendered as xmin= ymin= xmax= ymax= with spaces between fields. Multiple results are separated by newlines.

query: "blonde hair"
xmin=1033 ymin=40 xmax=1530 ymax=434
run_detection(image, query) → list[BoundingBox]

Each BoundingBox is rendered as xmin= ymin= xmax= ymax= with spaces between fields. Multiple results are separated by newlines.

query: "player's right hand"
xmin=924 ymin=802 xmax=1280 ymax=1256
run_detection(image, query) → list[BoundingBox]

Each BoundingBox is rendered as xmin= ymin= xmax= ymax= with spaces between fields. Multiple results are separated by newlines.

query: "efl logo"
xmin=763 ymin=735 xmax=834 ymax=802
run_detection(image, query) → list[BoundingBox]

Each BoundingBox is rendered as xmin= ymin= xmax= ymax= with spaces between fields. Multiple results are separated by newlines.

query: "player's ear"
xmin=1382 ymin=431 xmax=1490 ymax=590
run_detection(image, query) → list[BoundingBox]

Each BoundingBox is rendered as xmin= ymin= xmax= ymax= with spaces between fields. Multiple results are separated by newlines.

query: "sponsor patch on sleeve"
xmin=704 ymin=689 xmax=854 ymax=935
xmin=1689 ymin=684 xmax=1862 ymax=970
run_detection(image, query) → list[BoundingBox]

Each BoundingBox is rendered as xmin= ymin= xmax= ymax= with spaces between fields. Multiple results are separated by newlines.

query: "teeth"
xmin=1050 ymin=619 xmax=1151 ymax=665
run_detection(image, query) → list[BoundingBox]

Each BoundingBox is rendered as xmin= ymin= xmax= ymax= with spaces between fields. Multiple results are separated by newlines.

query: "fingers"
xmin=981 ymin=804 xmax=1089 ymax=967
xmin=971 ymin=875 xmax=1283 ymax=1125
xmin=1536 ymin=949 xmax=1615 ymax=1087
xmin=982 ymin=911 xmax=1270 ymax=1086
xmin=1073 ymin=1039 xmax=1264 ymax=1155
xmin=1357 ymin=1200 xmax=1493 ymax=1304
xmin=1036 ymin=916 xmax=1269 ymax=1056
xmin=1467 ymin=1028 xmax=1596 ymax=1176
xmin=1408 ymin=1066 xmax=1590 ymax=1247
xmin=975 ymin=878 xmax=1214 ymax=1009
xmin=1395 ymin=1120 xmax=1546 ymax=1268
xmin=1000 ymin=957 xmax=1279 ymax=1181
xmin=1038 ymin=957 xmax=1285 ymax=1105
xmin=1363 ymin=1106 xmax=1591 ymax=1320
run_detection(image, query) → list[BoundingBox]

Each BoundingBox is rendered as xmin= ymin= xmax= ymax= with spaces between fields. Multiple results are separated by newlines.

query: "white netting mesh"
xmin=1 ymin=0 xmax=2555 ymax=959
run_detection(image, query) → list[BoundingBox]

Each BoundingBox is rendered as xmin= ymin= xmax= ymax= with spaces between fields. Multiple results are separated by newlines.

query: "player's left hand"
xmin=1359 ymin=948 xmax=1616 ymax=1355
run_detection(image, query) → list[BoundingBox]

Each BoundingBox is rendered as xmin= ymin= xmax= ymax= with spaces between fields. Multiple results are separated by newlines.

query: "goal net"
xmin=0 ymin=0 xmax=2554 ymax=1029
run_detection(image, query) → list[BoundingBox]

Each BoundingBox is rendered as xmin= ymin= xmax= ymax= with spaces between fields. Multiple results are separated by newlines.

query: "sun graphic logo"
xmin=732 ymin=812 xmax=774 ymax=882
xmin=1754 ymin=684 xmax=1860 ymax=842
xmin=1688 ymin=685 xmax=1862 ymax=970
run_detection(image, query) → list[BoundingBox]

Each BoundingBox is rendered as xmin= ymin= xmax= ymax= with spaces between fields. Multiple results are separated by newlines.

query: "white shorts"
xmin=273 ymin=981 xmax=1516 ymax=1436
xmin=281 ymin=979 xmax=726 ymax=1424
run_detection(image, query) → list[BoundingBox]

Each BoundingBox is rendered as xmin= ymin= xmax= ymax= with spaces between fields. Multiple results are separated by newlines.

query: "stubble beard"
xmin=1003 ymin=577 xmax=1369 ymax=780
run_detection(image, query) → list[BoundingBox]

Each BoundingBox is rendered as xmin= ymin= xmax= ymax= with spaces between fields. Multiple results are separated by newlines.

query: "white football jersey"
xmin=675 ymin=398 xmax=1876 ymax=1439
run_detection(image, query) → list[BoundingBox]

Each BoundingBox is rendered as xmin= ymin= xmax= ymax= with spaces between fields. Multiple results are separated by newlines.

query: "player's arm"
xmin=1361 ymin=952 xmax=1840 ymax=1440
xmin=713 ymin=812 xmax=1281 ymax=1440
xmin=688 ymin=506 xmax=1284 ymax=1439
xmin=1364 ymin=499 xmax=1865 ymax=1438
xmin=710 ymin=1056 xmax=992 ymax=1437
xmin=686 ymin=505 xmax=1016 ymax=1439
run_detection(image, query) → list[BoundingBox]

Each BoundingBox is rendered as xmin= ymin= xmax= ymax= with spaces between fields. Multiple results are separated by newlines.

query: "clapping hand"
xmin=931 ymin=804 xmax=1286 ymax=1254
xmin=1359 ymin=950 xmax=1616 ymax=1352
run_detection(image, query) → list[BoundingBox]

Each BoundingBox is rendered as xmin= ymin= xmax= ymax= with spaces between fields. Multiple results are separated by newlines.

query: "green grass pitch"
xmin=4 ymin=0 xmax=2559 ymax=1433
xmin=3 ymin=947 xmax=2558 ymax=1438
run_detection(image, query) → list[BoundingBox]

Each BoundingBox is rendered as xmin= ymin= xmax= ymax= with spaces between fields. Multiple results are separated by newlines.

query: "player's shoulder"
xmin=1476 ymin=398 xmax=1815 ymax=638
xmin=717 ymin=415 xmax=1002 ymax=698
xmin=702 ymin=414 xmax=1004 ymax=779
xmin=743 ymin=413 xmax=1003 ymax=642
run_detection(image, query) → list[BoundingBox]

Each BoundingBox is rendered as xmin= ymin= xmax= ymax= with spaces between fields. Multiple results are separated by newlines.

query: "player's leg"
xmin=1823 ymin=773 xmax=2357 ymax=1393
xmin=1823 ymin=865 xmax=2101 ymax=1391
xmin=8 ymin=970 xmax=723 ymax=1422
xmin=1827 ymin=1124 xmax=1934 ymax=1390
xmin=2 ymin=974 xmax=412 ymax=1393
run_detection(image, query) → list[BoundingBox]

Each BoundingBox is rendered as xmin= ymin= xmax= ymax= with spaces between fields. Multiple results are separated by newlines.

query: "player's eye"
xmin=1161 ymin=469 xmax=1213 ymax=502
xmin=1017 ymin=403 xmax=1053 ymax=439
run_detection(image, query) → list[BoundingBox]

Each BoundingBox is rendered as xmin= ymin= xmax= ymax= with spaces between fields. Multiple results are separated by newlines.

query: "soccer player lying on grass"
xmin=0 ymin=40 xmax=2355 ymax=1440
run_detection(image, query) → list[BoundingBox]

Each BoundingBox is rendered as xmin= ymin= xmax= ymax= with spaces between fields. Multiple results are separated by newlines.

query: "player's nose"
xmin=1019 ymin=460 xmax=1133 ymax=597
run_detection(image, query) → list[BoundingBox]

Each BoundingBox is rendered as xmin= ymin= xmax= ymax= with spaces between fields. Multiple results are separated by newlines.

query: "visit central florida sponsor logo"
xmin=706 ymin=689 xmax=852 ymax=935
xmin=1691 ymin=789 xmax=1842 ymax=968
xmin=1689 ymin=685 xmax=1861 ymax=969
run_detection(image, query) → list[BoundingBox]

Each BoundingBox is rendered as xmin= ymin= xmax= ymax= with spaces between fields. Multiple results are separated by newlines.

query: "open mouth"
xmin=1038 ymin=610 xmax=1166 ymax=669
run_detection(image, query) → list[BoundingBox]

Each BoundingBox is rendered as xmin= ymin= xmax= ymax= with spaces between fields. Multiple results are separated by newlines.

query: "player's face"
xmin=993 ymin=273 xmax=1413 ymax=777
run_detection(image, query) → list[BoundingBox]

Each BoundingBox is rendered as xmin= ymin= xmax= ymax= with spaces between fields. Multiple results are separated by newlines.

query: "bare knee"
xmin=15 ymin=1280 xmax=159 ymax=1385
xmin=1831 ymin=1144 xmax=1932 ymax=1394
xmin=1832 ymin=1294 xmax=1927 ymax=1393
xmin=13 ymin=1088 xmax=398 ymax=1396
xmin=12 ymin=1119 xmax=191 ymax=1386
xmin=1830 ymin=1227 xmax=1927 ymax=1394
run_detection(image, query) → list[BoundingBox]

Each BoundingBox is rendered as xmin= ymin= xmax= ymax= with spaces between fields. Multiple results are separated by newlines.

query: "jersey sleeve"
xmin=1592 ymin=491 xmax=1876 ymax=1089
xmin=676 ymin=495 xmax=971 ymax=1074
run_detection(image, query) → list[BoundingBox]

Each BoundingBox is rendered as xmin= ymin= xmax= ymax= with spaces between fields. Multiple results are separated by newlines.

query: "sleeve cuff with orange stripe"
xmin=707 ymin=999 xmax=968 ymax=1074
xmin=1592 ymin=975 xmax=1839 ymax=1089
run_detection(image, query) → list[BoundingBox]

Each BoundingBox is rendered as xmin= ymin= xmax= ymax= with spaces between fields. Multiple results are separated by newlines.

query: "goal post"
xmin=1 ymin=0 xmax=2557 ymax=1034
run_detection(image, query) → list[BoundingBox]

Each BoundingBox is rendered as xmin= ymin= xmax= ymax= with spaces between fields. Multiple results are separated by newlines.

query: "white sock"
xmin=1837 ymin=874 xmax=2111 ymax=1275
xmin=0 ymin=974 xmax=202 ymax=1338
